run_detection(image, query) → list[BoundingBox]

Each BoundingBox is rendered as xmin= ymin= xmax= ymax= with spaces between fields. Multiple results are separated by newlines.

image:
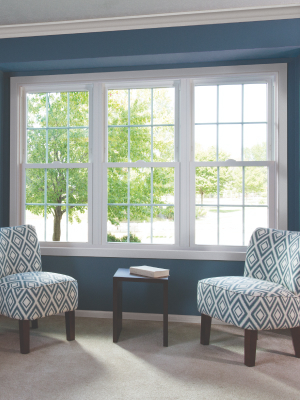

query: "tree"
xmin=107 ymin=88 xmax=175 ymax=238
xmin=26 ymin=91 xmax=89 ymax=241
xmin=195 ymin=146 xmax=233 ymax=204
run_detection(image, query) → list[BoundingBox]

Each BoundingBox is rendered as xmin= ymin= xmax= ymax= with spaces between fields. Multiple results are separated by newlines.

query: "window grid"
xmin=107 ymin=87 xmax=176 ymax=244
xmin=107 ymin=167 xmax=175 ymax=244
xmin=194 ymin=83 xmax=269 ymax=246
xmin=25 ymin=91 xmax=89 ymax=242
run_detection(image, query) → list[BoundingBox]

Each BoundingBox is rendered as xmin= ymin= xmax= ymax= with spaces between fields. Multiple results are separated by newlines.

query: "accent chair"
xmin=197 ymin=227 xmax=300 ymax=366
xmin=0 ymin=225 xmax=78 ymax=354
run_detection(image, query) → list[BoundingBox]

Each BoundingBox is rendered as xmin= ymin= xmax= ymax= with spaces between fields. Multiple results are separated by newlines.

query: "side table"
xmin=113 ymin=268 xmax=169 ymax=347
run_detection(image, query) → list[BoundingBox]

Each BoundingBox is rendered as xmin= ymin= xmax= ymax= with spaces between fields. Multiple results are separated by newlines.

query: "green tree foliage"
xmin=26 ymin=92 xmax=89 ymax=241
xmin=195 ymin=146 xmax=233 ymax=204
xmin=27 ymin=89 xmax=267 ymax=242
xmin=107 ymin=89 xmax=175 ymax=232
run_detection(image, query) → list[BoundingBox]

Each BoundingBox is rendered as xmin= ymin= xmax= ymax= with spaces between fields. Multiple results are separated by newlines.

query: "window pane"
xmin=108 ymin=127 xmax=128 ymax=162
xmin=27 ymin=130 xmax=46 ymax=163
xmin=47 ymin=169 xmax=67 ymax=204
xmin=108 ymin=89 xmax=128 ymax=126
xmin=108 ymin=168 xmax=128 ymax=204
xmin=219 ymin=85 xmax=242 ymax=123
xmin=245 ymin=167 xmax=267 ymax=205
xmin=218 ymin=124 xmax=241 ymax=161
xmin=153 ymin=126 xmax=174 ymax=162
xmin=195 ymin=206 xmax=217 ymax=245
xmin=48 ymin=129 xmax=67 ymax=163
xmin=219 ymin=207 xmax=243 ymax=246
xmin=130 ymin=168 xmax=151 ymax=204
xmin=130 ymin=89 xmax=151 ymax=125
xmin=69 ymin=129 xmax=89 ymax=163
xmin=130 ymin=127 xmax=151 ymax=162
xmin=245 ymin=207 xmax=268 ymax=245
xmin=153 ymin=88 xmax=175 ymax=125
xmin=69 ymin=91 xmax=89 ymax=127
xmin=196 ymin=167 xmax=217 ymax=205
xmin=195 ymin=86 xmax=217 ymax=123
xmin=25 ymin=206 xmax=45 ymax=241
xmin=46 ymin=205 xmax=66 ymax=241
xmin=107 ymin=206 xmax=128 ymax=242
xmin=130 ymin=206 xmax=151 ymax=243
xmin=48 ymin=92 xmax=68 ymax=127
xmin=219 ymin=167 xmax=243 ymax=205
xmin=243 ymin=124 xmax=267 ymax=161
xmin=26 ymin=169 xmax=44 ymax=204
xmin=27 ymin=93 xmax=46 ymax=128
xmin=153 ymin=206 xmax=174 ymax=244
xmin=195 ymin=125 xmax=217 ymax=161
xmin=69 ymin=168 xmax=88 ymax=204
xmin=153 ymin=168 xmax=174 ymax=205
xmin=68 ymin=206 xmax=88 ymax=242
xmin=244 ymin=84 xmax=267 ymax=123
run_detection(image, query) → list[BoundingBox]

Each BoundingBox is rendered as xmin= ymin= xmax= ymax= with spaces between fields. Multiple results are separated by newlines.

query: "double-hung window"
xmin=191 ymin=79 xmax=275 ymax=251
xmin=105 ymin=84 xmax=179 ymax=245
xmin=23 ymin=87 xmax=91 ymax=244
xmin=10 ymin=64 xmax=287 ymax=259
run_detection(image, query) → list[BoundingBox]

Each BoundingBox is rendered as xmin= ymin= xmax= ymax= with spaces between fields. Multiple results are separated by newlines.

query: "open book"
xmin=130 ymin=266 xmax=169 ymax=278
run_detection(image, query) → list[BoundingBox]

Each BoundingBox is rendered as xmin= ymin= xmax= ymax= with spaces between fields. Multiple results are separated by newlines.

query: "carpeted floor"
xmin=0 ymin=315 xmax=299 ymax=400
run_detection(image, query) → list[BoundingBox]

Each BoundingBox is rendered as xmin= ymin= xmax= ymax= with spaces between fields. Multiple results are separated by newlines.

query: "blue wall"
xmin=0 ymin=19 xmax=300 ymax=315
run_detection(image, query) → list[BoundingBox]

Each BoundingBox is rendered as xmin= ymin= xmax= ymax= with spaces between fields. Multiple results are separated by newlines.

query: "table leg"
xmin=163 ymin=281 xmax=168 ymax=347
xmin=113 ymin=279 xmax=122 ymax=342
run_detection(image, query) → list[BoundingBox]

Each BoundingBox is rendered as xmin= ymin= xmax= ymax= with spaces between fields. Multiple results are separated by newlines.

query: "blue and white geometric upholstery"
xmin=197 ymin=228 xmax=300 ymax=330
xmin=0 ymin=225 xmax=78 ymax=321
xmin=244 ymin=227 xmax=300 ymax=295
xmin=0 ymin=271 xmax=78 ymax=320
xmin=0 ymin=225 xmax=42 ymax=279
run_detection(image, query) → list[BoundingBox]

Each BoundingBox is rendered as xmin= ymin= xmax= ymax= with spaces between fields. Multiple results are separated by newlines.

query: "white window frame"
xmin=10 ymin=64 xmax=287 ymax=261
xmin=190 ymin=75 xmax=276 ymax=252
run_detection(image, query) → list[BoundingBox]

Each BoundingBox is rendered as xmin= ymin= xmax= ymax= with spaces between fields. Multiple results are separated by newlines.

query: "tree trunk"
xmin=201 ymin=192 xmax=204 ymax=204
xmin=52 ymin=206 xmax=63 ymax=241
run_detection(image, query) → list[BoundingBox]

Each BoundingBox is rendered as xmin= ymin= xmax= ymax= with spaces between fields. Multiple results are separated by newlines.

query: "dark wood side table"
xmin=113 ymin=268 xmax=169 ymax=347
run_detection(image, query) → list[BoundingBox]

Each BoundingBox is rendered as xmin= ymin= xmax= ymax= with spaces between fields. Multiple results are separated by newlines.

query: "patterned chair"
xmin=0 ymin=225 xmax=78 ymax=354
xmin=197 ymin=228 xmax=300 ymax=366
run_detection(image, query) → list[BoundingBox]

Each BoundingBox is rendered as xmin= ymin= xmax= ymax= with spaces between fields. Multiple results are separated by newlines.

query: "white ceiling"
xmin=0 ymin=0 xmax=297 ymax=25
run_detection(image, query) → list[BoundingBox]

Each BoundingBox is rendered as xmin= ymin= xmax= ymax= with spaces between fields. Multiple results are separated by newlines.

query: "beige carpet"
xmin=0 ymin=315 xmax=299 ymax=400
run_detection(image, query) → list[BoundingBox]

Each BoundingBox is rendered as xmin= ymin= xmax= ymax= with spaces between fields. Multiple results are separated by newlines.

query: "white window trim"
xmin=10 ymin=64 xmax=287 ymax=261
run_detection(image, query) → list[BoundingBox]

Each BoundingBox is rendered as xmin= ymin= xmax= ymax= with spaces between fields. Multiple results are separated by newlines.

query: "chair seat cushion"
xmin=0 ymin=271 xmax=78 ymax=320
xmin=197 ymin=276 xmax=300 ymax=330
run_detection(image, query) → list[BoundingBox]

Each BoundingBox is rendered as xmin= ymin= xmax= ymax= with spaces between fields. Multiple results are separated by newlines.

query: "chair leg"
xmin=290 ymin=326 xmax=300 ymax=358
xmin=31 ymin=320 xmax=38 ymax=329
xmin=65 ymin=311 xmax=75 ymax=341
xmin=19 ymin=320 xmax=30 ymax=354
xmin=244 ymin=329 xmax=257 ymax=367
xmin=200 ymin=314 xmax=212 ymax=345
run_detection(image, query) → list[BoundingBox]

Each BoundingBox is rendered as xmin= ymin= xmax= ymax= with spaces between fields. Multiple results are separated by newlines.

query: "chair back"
xmin=244 ymin=227 xmax=300 ymax=295
xmin=0 ymin=225 xmax=42 ymax=279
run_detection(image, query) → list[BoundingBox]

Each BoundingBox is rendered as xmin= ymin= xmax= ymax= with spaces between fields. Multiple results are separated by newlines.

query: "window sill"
xmin=40 ymin=245 xmax=246 ymax=261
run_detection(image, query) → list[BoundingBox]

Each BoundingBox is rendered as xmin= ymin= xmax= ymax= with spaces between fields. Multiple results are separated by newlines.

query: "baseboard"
xmin=74 ymin=310 xmax=226 ymax=325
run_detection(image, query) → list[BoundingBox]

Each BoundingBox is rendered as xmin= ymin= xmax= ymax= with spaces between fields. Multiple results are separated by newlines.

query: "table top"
xmin=114 ymin=268 xmax=169 ymax=282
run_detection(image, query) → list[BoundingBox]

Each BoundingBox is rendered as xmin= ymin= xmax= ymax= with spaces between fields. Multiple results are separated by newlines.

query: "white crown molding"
xmin=0 ymin=4 xmax=299 ymax=39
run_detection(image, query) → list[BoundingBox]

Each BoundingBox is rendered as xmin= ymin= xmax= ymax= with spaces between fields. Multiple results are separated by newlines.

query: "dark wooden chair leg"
xmin=244 ymin=329 xmax=257 ymax=367
xmin=200 ymin=314 xmax=212 ymax=345
xmin=19 ymin=320 xmax=30 ymax=354
xmin=65 ymin=311 xmax=75 ymax=341
xmin=290 ymin=326 xmax=300 ymax=358
xmin=31 ymin=320 xmax=38 ymax=329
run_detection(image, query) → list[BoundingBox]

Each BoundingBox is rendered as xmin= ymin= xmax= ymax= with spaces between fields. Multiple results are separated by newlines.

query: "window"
xmin=192 ymin=82 xmax=274 ymax=249
xmin=106 ymin=86 xmax=178 ymax=244
xmin=10 ymin=65 xmax=287 ymax=260
xmin=25 ymin=89 xmax=91 ymax=243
